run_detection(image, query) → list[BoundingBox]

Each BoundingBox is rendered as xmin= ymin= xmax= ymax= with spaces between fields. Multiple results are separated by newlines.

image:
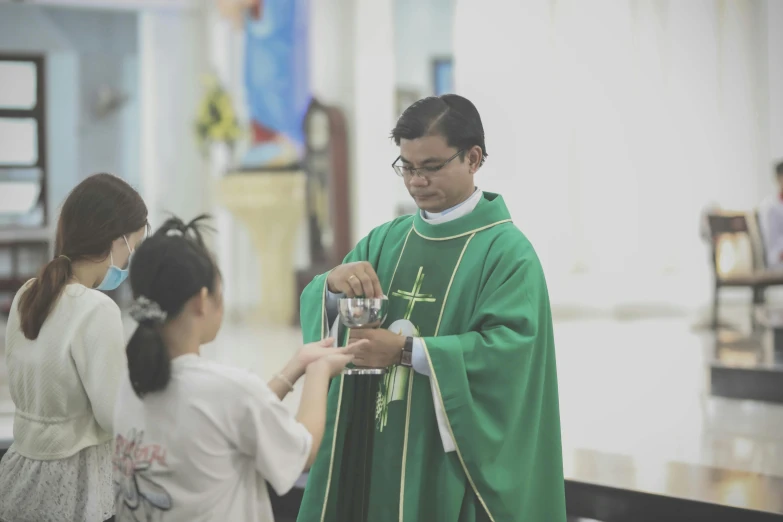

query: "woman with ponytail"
xmin=113 ymin=215 xmax=361 ymax=522
xmin=0 ymin=173 xmax=148 ymax=522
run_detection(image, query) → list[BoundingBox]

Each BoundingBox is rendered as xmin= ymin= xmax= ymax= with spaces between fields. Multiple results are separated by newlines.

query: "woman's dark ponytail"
xmin=127 ymin=296 xmax=171 ymax=397
xmin=18 ymin=256 xmax=73 ymax=340
xmin=126 ymin=214 xmax=218 ymax=398
xmin=126 ymin=322 xmax=171 ymax=398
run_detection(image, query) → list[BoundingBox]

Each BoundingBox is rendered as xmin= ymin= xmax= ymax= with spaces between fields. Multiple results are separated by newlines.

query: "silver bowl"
xmin=338 ymin=296 xmax=388 ymax=329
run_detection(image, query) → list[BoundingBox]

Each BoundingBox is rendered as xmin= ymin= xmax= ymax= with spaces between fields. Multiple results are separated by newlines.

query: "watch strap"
xmin=400 ymin=336 xmax=414 ymax=367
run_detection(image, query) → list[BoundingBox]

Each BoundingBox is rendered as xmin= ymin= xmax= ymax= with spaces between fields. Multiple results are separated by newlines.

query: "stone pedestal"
xmin=217 ymin=172 xmax=305 ymax=326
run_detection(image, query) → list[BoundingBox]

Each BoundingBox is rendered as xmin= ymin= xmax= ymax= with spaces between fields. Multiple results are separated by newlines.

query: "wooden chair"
xmin=707 ymin=212 xmax=783 ymax=328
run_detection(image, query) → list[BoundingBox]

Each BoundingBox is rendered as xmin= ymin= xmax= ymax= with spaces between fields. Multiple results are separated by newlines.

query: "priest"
xmin=298 ymin=94 xmax=566 ymax=521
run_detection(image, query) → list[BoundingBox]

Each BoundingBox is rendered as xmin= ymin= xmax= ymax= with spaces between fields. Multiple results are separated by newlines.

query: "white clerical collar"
xmin=421 ymin=188 xmax=482 ymax=225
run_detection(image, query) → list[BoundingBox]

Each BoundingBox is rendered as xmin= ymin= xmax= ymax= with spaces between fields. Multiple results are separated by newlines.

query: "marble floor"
xmin=1 ymin=304 xmax=783 ymax=512
xmin=558 ymin=317 xmax=783 ymax=477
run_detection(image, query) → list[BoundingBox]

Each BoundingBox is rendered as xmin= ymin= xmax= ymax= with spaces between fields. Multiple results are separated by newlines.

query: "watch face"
xmin=401 ymin=350 xmax=413 ymax=367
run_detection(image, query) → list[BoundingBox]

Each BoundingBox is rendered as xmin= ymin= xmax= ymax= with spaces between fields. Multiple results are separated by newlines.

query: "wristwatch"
xmin=400 ymin=336 xmax=413 ymax=367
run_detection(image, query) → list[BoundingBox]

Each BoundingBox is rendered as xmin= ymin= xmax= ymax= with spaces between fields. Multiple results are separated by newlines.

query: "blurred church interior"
xmin=2 ymin=0 xmax=783 ymax=520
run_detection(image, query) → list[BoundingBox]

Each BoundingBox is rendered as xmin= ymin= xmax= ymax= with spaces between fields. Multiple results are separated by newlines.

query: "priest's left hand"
xmin=347 ymin=328 xmax=406 ymax=368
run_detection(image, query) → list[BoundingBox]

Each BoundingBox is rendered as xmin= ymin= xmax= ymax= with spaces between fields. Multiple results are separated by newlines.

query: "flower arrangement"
xmin=195 ymin=75 xmax=242 ymax=157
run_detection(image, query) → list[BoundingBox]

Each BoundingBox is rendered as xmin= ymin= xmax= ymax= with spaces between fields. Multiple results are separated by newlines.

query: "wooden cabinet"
xmin=0 ymin=229 xmax=50 ymax=315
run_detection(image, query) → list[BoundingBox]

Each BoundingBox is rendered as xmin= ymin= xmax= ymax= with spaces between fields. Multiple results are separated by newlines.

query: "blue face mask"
xmin=97 ymin=236 xmax=133 ymax=291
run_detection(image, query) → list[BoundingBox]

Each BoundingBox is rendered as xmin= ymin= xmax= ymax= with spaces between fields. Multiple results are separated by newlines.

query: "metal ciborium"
xmin=338 ymin=296 xmax=389 ymax=376
xmin=338 ymin=296 xmax=389 ymax=329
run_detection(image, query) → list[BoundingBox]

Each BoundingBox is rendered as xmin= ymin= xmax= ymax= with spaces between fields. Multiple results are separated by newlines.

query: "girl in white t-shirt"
xmin=112 ymin=215 xmax=359 ymax=522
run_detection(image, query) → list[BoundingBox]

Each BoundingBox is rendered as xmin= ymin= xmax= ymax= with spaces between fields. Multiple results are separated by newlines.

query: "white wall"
xmin=766 ymin=0 xmax=783 ymax=169
xmin=77 ymin=52 xmax=138 ymax=185
xmin=0 ymin=4 xmax=140 ymax=216
xmin=451 ymin=0 xmax=780 ymax=310
xmin=394 ymin=0 xmax=453 ymax=97
xmin=390 ymin=0 xmax=454 ymax=211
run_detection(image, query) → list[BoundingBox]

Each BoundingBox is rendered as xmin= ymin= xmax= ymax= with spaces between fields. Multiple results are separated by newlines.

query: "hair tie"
xmin=129 ymin=296 xmax=168 ymax=324
xmin=57 ymin=255 xmax=71 ymax=263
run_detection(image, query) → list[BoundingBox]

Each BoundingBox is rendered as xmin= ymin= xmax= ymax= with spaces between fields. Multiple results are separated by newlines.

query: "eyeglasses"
xmin=392 ymin=150 xmax=464 ymax=179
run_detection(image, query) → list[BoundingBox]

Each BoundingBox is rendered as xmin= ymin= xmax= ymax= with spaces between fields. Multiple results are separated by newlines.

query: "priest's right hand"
xmin=326 ymin=261 xmax=383 ymax=297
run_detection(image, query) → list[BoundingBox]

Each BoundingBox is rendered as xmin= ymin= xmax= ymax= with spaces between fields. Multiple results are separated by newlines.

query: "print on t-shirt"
xmin=113 ymin=429 xmax=172 ymax=521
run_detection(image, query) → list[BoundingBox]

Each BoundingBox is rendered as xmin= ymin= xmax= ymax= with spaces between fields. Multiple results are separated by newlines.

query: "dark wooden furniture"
xmin=0 ymin=54 xmax=48 ymax=227
xmin=706 ymin=213 xmax=783 ymax=329
xmin=709 ymin=321 xmax=783 ymax=404
xmin=711 ymin=361 xmax=783 ymax=404
xmin=0 ymin=230 xmax=50 ymax=315
xmin=0 ymin=54 xmax=50 ymax=315
xmin=294 ymin=99 xmax=351 ymax=324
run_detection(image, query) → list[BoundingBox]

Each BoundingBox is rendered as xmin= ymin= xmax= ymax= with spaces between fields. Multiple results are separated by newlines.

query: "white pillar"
xmin=138 ymin=7 xmax=209 ymax=233
xmin=204 ymin=1 xmax=248 ymax=314
xmin=766 ymin=0 xmax=783 ymax=184
xmin=310 ymin=0 xmax=355 ymax=108
xmin=45 ymin=52 xmax=79 ymax=235
xmin=351 ymin=0 xmax=397 ymax=241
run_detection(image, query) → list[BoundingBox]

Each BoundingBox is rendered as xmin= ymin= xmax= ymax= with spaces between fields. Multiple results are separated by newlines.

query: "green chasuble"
xmin=297 ymin=192 xmax=566 ymax=522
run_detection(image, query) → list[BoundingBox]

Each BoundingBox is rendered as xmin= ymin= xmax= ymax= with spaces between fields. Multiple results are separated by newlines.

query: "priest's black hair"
xmin=126 ymin=214 xmax=219 ymax=398
xmin=391 ymin=94 xmax=488 ymax=166
xmin=776 ymin=161 xmax=783 ymax=178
